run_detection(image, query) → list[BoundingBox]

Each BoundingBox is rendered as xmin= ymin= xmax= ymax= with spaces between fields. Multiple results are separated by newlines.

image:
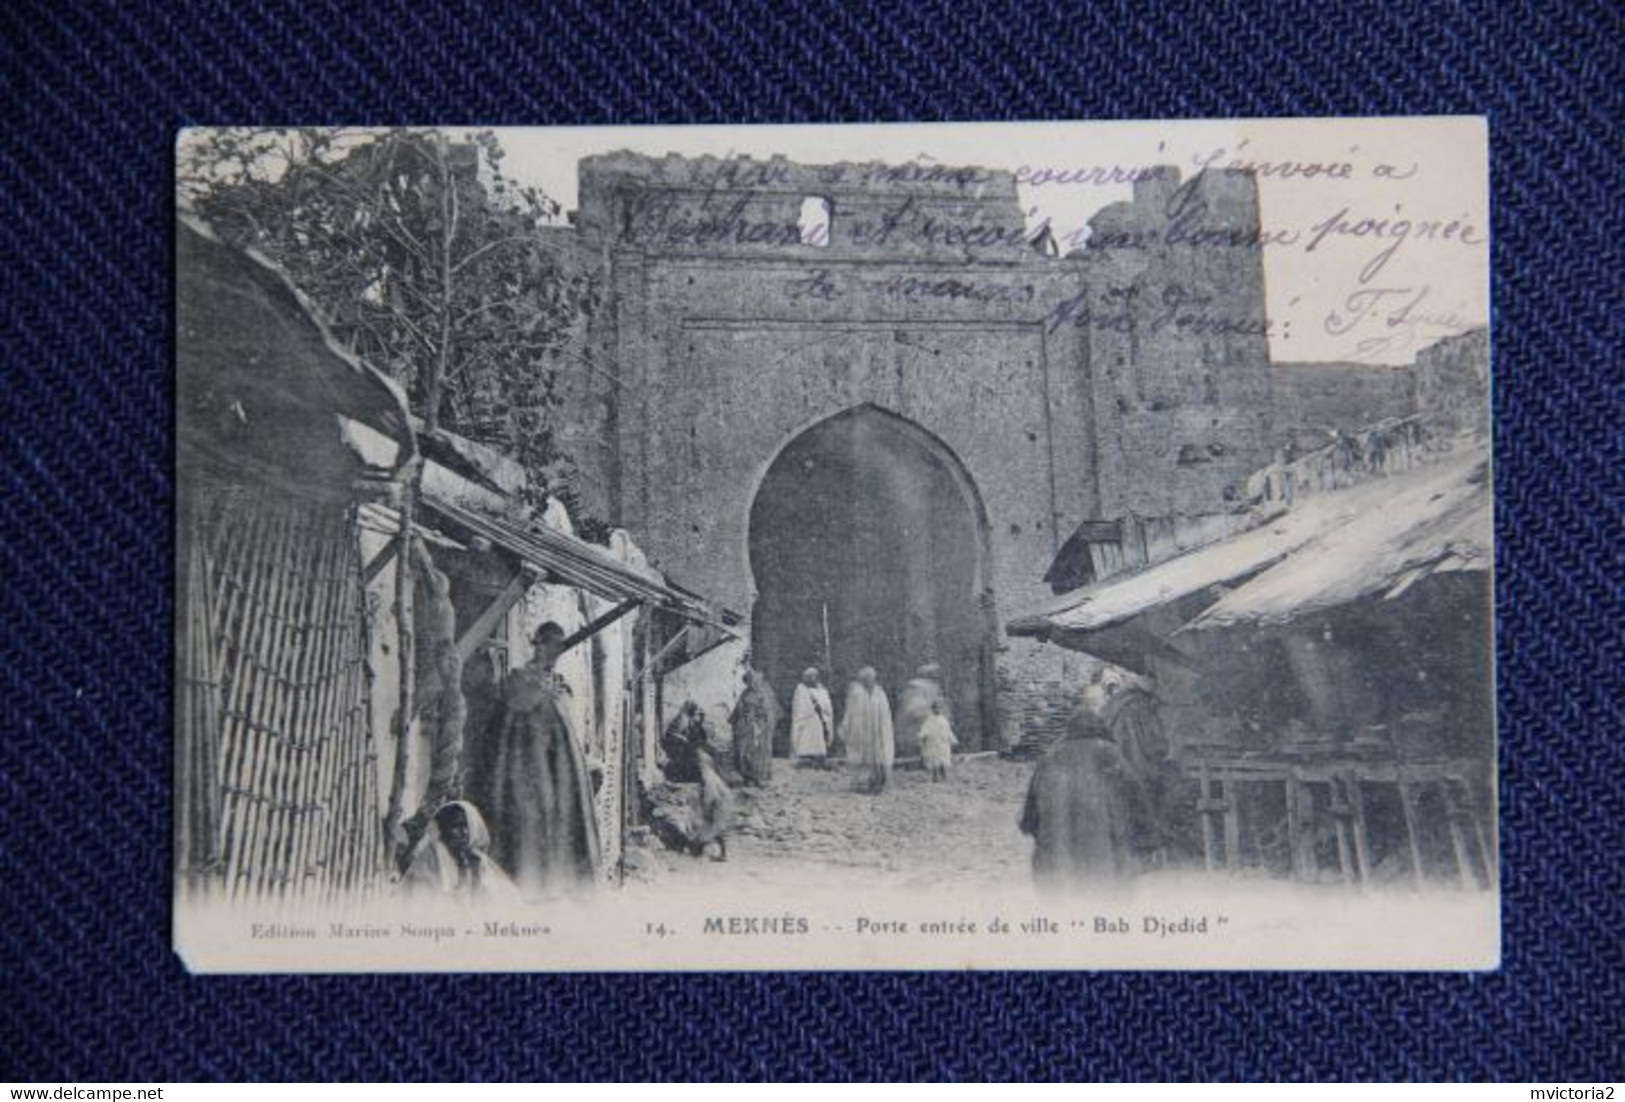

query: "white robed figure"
xmin=918 ymin=700 xmax=958 ymax=782
xmin=842 ymin=666 xmax=895 ymax=793
xmin=790 ymin=667 xmax=834 ymax=765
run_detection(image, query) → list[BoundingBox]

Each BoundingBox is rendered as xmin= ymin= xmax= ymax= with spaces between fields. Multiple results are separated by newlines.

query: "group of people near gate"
xmin=388 ymin=530 xmax=1184 ymax=904
xmin=781 ymin=663 xmax=959 ymax=793
xmin=649 ymin=660 xmax=961 ymax=864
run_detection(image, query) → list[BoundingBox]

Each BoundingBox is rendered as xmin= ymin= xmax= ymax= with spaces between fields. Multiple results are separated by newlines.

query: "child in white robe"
xmin=918 ymin=701 xmax=957 ymax=782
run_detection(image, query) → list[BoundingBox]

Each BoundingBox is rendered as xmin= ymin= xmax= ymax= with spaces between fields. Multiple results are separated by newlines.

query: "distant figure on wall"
xmin=478 ymin=621 xmax=602 ymax=900
xmin=730 ymin=663 xmax=778 ymax=786
xmin=842 ymin=666 xmax=896 ymax=794
xmin=790 ymin=667 xmax=834 ymax=768
xmin=1019 ymin=685 xmax=1153 ymax=893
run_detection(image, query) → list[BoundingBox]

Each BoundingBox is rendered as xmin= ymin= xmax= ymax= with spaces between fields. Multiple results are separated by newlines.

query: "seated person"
xmin=399 ymin=800 xmax=520 ymax=906
xmin=660 ymin=700 xmax=713 ymax=784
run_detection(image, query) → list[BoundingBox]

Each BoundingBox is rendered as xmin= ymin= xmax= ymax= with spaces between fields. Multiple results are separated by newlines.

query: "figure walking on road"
xmin=842 ymin=666 xmax=895 ymax=794
xmin=731 ymin=664 xmax=778 ymax=786
xmin=1019 ymin=688 xmax=1152 ymax=893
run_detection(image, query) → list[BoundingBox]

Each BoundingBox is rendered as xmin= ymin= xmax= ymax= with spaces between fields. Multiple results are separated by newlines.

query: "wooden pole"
xmin=1397 ymin=778 xmax=1427 ymax=888
xmin=1198 ymin=761 xmax=1218 ymax=873
xmin=324 ymin=524 xmax=371 ymax=898
xmin=1347 ymin=773 xmax=1373 ymax=888
xmin=1442 ymin=782 xmax=1478 ymax=890
xmin=1222 ymin=778 xmax=1241 ymax=871
xmin=821 ymin=601 xmax=833 ymax=681
xmin=384 ymin=459 xmax=423 ymax=847
xmin=1330 ymin=779 xmax=1357 ymax=888
xmin=1284 ymin=774 xmax=1304 ymax=881
xmin=177 ymin=502 xmax=225 ymax=900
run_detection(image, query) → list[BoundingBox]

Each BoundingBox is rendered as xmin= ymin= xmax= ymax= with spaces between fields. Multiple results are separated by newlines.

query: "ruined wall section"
xmin=1063 ymin=168 xmax=1274 ymax=516
xmin=1413 ymin=327 xmax=1490 ymax=437
xmin=1269 ymin=361 xmax=1419 ymax=454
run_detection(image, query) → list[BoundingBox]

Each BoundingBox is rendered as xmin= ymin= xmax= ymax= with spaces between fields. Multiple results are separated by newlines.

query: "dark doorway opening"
xmin=749 ymin=405 xmax=997 ymax=752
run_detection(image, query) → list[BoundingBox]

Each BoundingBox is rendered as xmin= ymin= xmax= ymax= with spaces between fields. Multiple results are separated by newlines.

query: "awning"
xmin=420 ymin=492 xmax=736 ymax=630
xmin=1189 ymin=445 xmax=1490 ymax=630
xmin=1008 ymin=443 xmax=1491 ymax=640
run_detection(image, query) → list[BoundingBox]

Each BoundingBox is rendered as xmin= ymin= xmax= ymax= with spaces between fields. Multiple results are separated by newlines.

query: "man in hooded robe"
xmin=730 ymin=663 xmax=778 ymax=786
xmin=399 ymin=800 xmax=520 ymax=906
xmin=477 ymin=621 xmax=602 ymax=899
xmin=842 ymin=666 xmax=896 ymax=794
xmin=790 ymin=667 xmax=834 ymax=767
xmin=1096 ymin=670 xmax=1192 ymax=864
xmin=1019 ymin=688 xmax=1153 ymax=893
xmin=895 ymin=662 xmax=948 ymax=759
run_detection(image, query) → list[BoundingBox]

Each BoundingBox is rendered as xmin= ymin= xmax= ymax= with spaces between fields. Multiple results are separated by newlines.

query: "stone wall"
xmin=1413 ymin=327 xmax=1490 ymax=437
xmin=1269 ymin=362 xmax=1418 ymax=455
xmin=551 ymin=152 xmax=1273 ymax=746
xmin=1065 ymin=169 xmax=1275 ymax=516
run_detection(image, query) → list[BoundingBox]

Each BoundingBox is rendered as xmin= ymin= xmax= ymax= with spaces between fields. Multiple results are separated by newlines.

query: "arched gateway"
xmin=748 ymin=405 xmax=998 ymax=752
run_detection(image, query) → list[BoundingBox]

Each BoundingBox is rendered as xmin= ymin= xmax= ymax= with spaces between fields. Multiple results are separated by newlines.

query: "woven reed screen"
xmin=178 ymin=486 xmax=385 ymax=904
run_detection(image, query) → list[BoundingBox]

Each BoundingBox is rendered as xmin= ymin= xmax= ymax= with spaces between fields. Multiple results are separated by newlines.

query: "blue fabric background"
xmin=1 ymin=0 xmax=1620 ymax=1082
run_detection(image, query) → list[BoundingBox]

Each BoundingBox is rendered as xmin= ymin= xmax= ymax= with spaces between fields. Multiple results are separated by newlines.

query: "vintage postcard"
xmin=174 ymin=118 xmax=1495 ymax=971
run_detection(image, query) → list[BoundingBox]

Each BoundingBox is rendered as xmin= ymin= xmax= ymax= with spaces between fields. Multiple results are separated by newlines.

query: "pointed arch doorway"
xmin=748 ymin=404 xmax=998 ymax=753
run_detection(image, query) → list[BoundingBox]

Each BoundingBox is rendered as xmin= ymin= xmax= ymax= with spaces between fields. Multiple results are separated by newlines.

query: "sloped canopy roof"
xmin=420 ymin=491 xmax=738 ymax=629
xmin=1189 ymin=446 xmax=1490 ymax=630
xmin=1008 ymin=442 xmax=1491 ymax=639
xmin=177 ymin=215 xmax=412 ymax=448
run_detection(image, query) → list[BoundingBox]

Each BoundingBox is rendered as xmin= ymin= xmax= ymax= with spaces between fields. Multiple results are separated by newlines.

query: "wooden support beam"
xmin=1442 ymin=782 xmax=1479 ymax=890
xmin=630 ymin=623 xmax=692 ymax=689
xmin=1222 ymin=777 xmax=1242 ymax=871
xmin=1290 ymin=777 xmax=1320 ymax=883
xmin=360 ymin=540 xmax=399 ymax=587
xmin=1197 ymin=762 xmax=1220 ymax=873
xmin=1329 ymin=781 xmax=1357 ymax=888
xmin=559 ymin=597 xmax=641 ymax=657
xmin=1347 ymin=774 xmax=1372 ymax=887
xmin=1397 ymin=778 xmax=1427 ymax=888
xmin=1285 ymin=774 xmax=1304 ymax=881
xmin=450 ymin=568 xmax=532 ymax=667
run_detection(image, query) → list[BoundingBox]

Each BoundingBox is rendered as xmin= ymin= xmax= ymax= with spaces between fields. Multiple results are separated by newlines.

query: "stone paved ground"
xmin=625 ymin=754 xmax=1037 ymax=893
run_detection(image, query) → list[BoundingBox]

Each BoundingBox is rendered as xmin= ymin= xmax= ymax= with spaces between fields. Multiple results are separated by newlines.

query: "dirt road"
xmin=626 ymin=755 xmax=1038 ymax=893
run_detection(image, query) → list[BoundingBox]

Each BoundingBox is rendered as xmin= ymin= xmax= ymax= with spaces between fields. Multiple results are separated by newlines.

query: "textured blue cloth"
xmin=1 ymin=0 xmax=1621 ymax=1082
